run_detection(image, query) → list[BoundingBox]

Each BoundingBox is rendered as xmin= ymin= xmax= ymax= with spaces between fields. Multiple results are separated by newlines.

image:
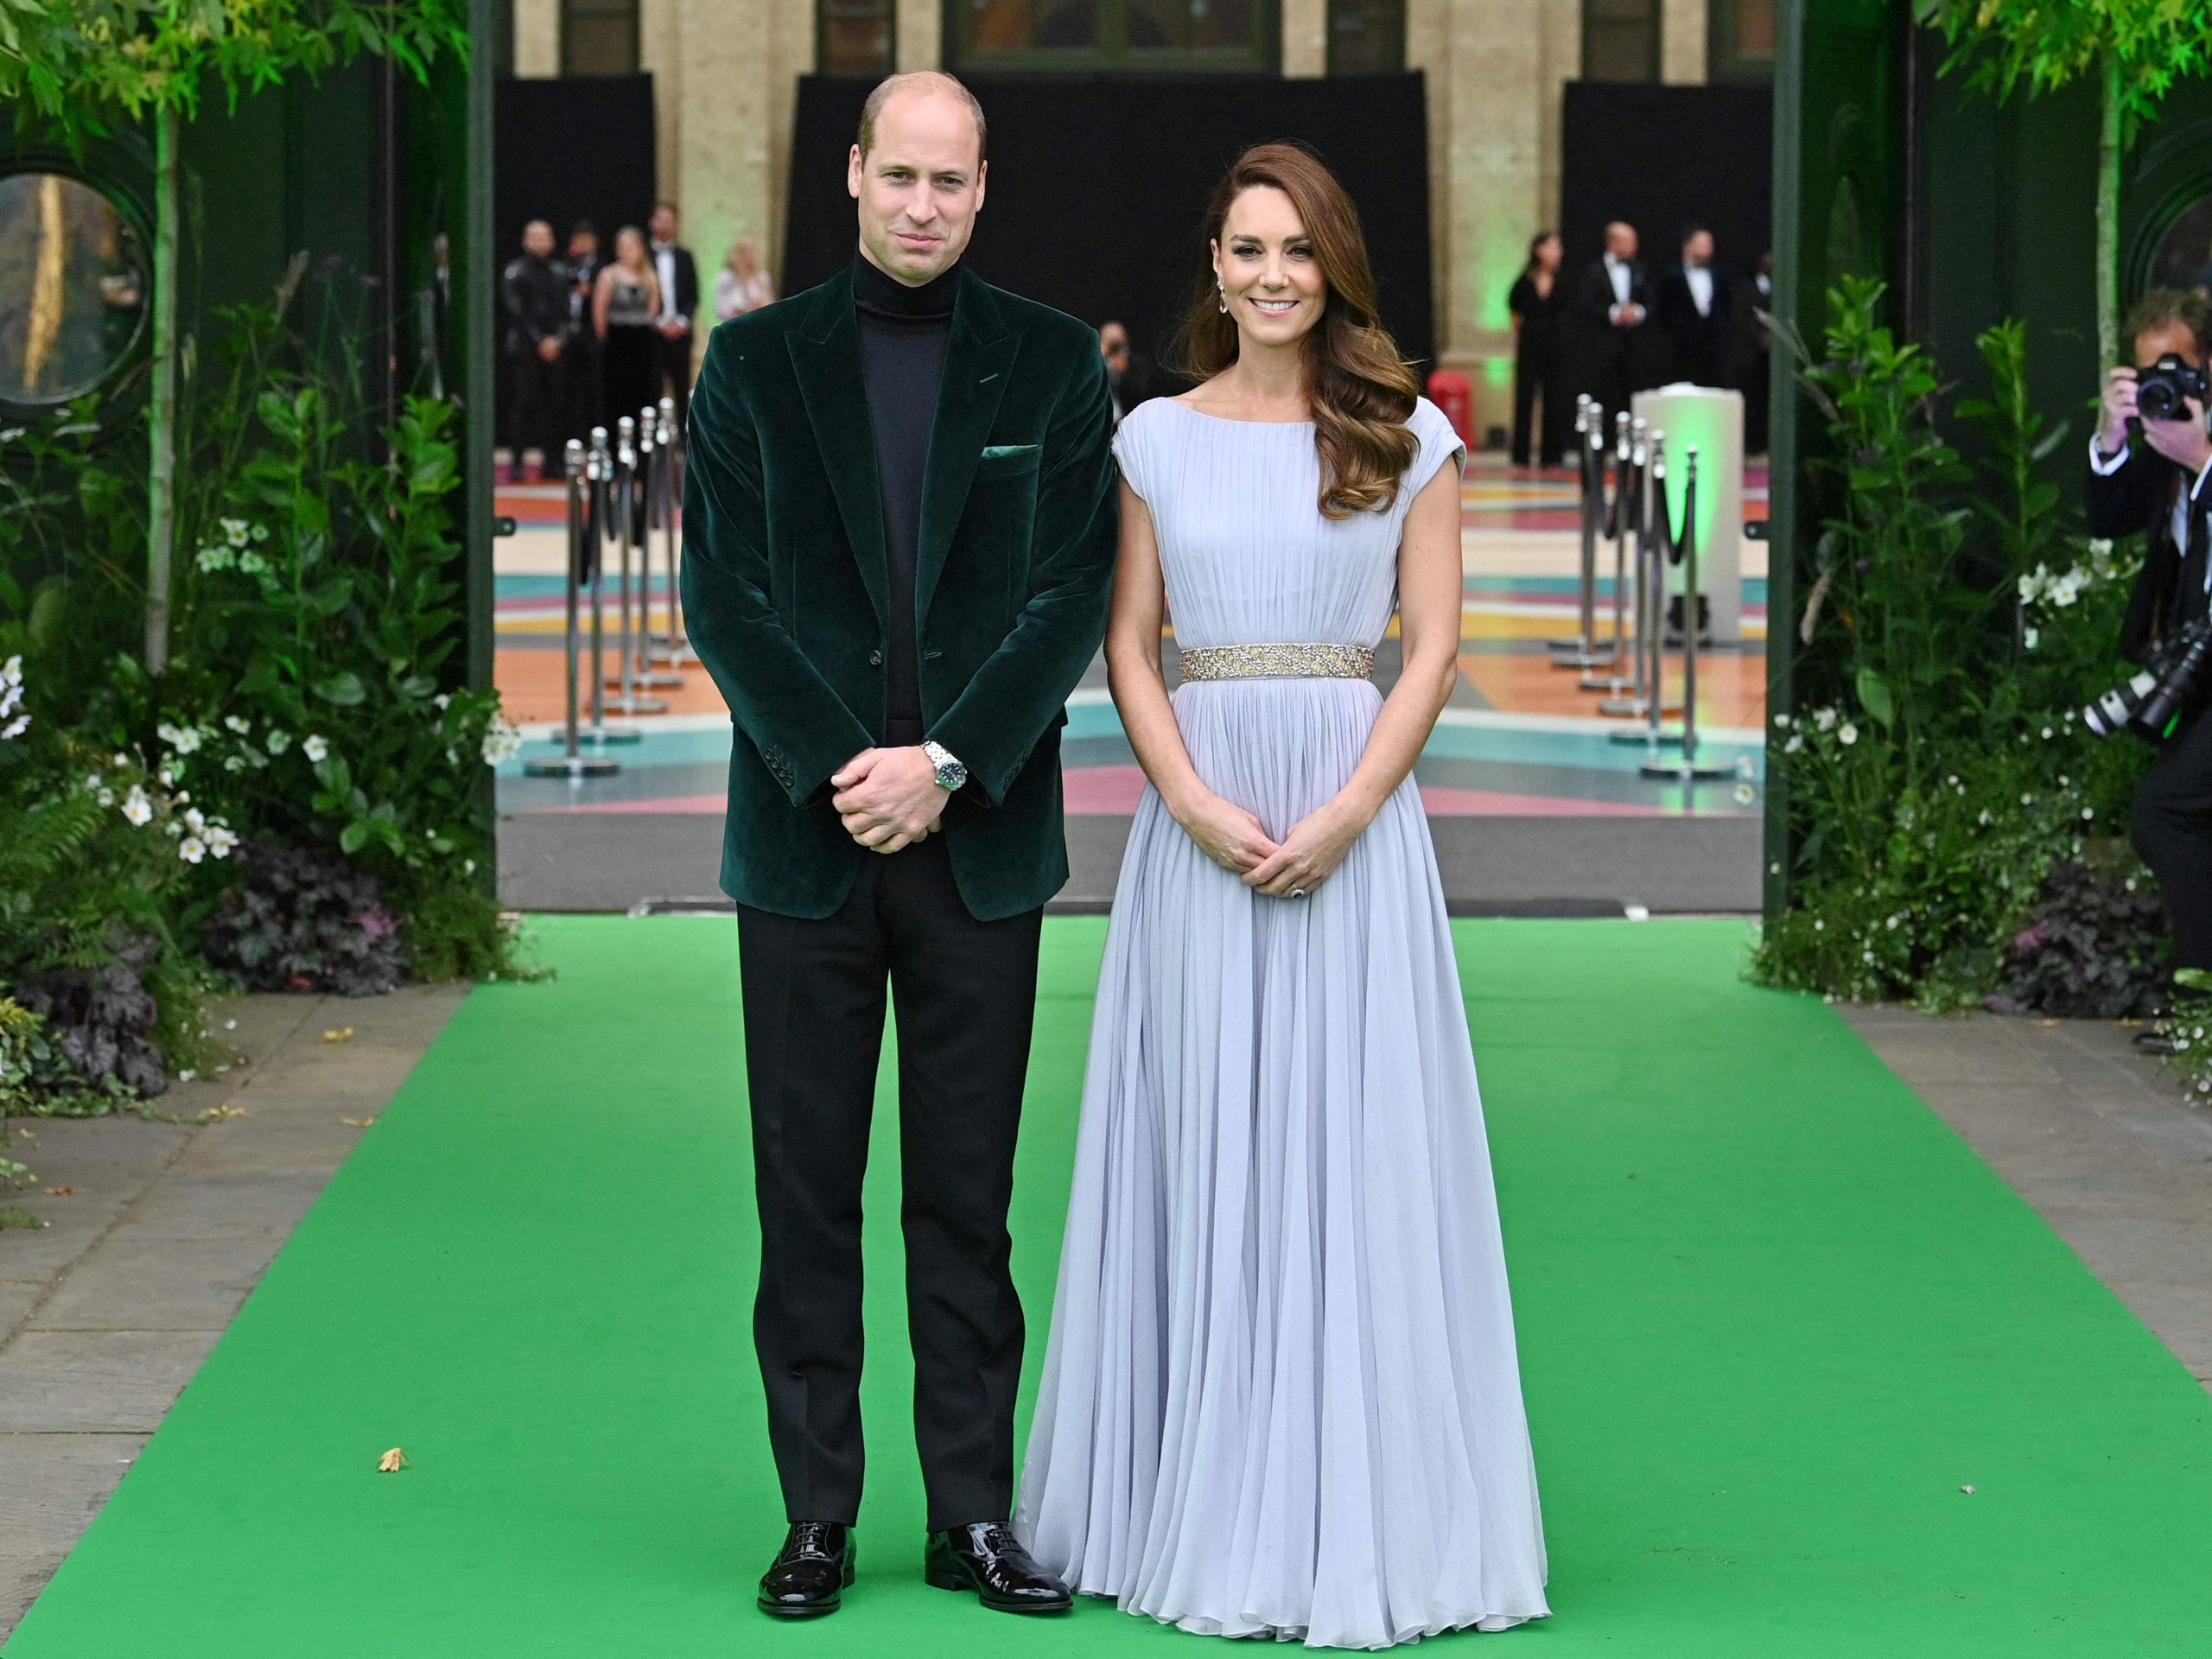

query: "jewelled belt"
xmin=1177 ymin=643 xmax=1375 ymax=683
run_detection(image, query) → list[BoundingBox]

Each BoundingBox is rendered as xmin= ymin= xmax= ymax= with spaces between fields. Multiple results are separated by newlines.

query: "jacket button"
xmin=868 ymin=649 xmax=884 ymax=667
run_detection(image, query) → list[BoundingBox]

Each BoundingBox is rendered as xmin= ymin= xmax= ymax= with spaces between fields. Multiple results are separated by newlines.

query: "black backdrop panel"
xmin=785 ymin=73 xmax=1433 ymax=372
xmin=1560 ymin=82 xmax=1773 ymax=281
xmin=493 ymin=74 xmax=657 ymax=258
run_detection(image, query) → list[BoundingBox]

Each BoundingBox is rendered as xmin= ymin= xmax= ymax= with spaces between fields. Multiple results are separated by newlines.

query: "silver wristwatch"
xmin=921 ymin=740 xmax=967 ymax=793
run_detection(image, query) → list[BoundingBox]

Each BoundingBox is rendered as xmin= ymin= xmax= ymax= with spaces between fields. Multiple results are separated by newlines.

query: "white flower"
xmin=2023 ymin=626 xmax=2039 ymax=650
xmin=183 ymin=807 xmax=206 ymax=833
xmin=266 ymin=729 xmax=291 ymax=755
xmin=1813 ymin=919 xmax=1824 ymax=931
xmin=480 ymin=717 xmax=523 ymax=765
xmin=1772 ymin=712 xmax=1790 ymax=728
xmin=464 ymin=857 xmax=478 ymax=876
xmin=111 ymin=752 xmax=129 ymax=767
xmin=2041 ymin=726 xmax=2054 ymax=740
xmin=97 ymin=788 xmax=113 ymax=806
xmin=237 ymin=550 xmax=268 ymax=576
xmin=2082 ymin=807 xmax=2094 ymax=821
xmin=2021 ymin=793 xmax=2033 ymax=804
xmin=434 ymin=692 xmax=452 ymax=710
xmin=250 ymin=522 xmax=269 ymax=543
xmin=160 ymin=723 xmax=203 ymax=754
xmin=1814 ymin=706 xmax=1839 ymax=732
xmin=224 ymin=715 xmax=251 ymax=734
xmin=1838 ymin=723 xmax=1859 ymax=746
xmin=177 ymin=1068 xmax=197 ymax=1083
xmin=1732 ymin=781 xmax=1756 ymax=804
xmin=302 ymin=734 xmax=329 ymax=763
xmin=206 ymin=824 xmax=239 ymax=859
xmin=157 ymin=766 xmax=174 ymax=786
xmin=222 ymin=517 xmax=250 ymax=548
xmin=1886 ymin=915 xmax=1899 ymax=929
xmin=1978 ymin=809 xmax=1993 ymax=826
xmin=1862 ymin=950 xmax=1875 ymax=963
xmin=119 ymin=785 xmax=153 ymax=826
xmin=178 ymin=836 xmax=207 ymax=864
xmin=195 ymin=545 xmax=233 ymax=572
xmin=156 ymin=721 xmax=183 ymax=747
xmin=1784 ymin=734 xmax=1803 ymax=753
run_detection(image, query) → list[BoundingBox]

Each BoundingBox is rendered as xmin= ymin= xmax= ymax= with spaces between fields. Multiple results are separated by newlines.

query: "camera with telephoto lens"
xmin=2135 ymin=353 xmax=2212 ymax=424
xmin=2083 ymin=618 xmax=2212 ymax=739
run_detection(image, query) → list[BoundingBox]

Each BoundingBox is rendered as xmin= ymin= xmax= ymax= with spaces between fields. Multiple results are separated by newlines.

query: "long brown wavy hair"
xmin=1169 ymin=143 xmax=1422 ymax=518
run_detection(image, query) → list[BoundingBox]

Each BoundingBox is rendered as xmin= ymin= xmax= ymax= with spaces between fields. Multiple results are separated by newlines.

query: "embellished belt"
xmin=1177 ymin=643 xmax=1376 ymax=683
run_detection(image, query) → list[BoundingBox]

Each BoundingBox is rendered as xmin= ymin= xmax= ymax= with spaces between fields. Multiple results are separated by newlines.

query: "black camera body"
xmin=2137 ymin=353 xmax=2211 ymax=424
xmin=2085 ymin=619 xmax=2212 ymax=740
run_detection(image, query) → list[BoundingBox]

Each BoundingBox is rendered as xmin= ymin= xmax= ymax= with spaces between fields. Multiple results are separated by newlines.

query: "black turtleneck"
xmin=853 ymin=252 xmax=959 ymax=741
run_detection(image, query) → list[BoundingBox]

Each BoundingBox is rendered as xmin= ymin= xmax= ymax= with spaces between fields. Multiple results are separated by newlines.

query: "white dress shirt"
xmin=2090 ymin=434 xmax=2212 ymax=586
xmin=1685 ymin=264 xmax=1713 ymax=318
xmin=1604 ymin=253 xmax=1637 ymax=324
xmin=652 ymin=241 xmax=686 ymax=331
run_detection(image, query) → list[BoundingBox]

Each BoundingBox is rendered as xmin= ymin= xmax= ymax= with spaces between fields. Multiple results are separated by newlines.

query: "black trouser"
xmin=505 ymin=348 xmax=566 ymax=461
xmin=735 ymin=828 xmax=1044 ymax=1532
xmin=2133 ymin=709 xmax=2212 ymax=971
xmin=1511 ymin=352 xmax=1567 ymax=467
xmin=654 ymin=330 xmax=693 ymax=437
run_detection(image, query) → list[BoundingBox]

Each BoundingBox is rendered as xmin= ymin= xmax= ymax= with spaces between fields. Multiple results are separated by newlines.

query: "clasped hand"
xmin=1174 ymin=791 xmax=1366 ymax=899
xmin=832 ymin=747 xmax=947 ymax=855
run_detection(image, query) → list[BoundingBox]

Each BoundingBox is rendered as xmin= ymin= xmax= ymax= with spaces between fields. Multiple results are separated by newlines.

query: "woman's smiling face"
xmin=1212 ymin=185 xmax=1325 ymax=347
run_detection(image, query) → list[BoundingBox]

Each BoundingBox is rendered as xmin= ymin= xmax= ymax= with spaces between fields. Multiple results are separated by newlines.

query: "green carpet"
xmin=8 ymin=917 xmax=2212 ymax=1656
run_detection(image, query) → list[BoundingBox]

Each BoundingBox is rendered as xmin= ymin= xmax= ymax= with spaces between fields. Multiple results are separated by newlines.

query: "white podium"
xmin=1631 ymin=384 xmax=1745 ymax=645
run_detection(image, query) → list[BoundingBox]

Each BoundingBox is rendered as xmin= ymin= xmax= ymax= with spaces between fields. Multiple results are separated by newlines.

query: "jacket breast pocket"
xmin=974 ymin=442 xmax=1042 ymax=481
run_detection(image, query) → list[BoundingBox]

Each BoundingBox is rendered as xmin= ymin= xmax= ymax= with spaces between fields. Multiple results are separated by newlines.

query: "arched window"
xmin=1583 ymin=0 xmax=1658 ymax=83
xmin=1709 ymin=0 xmax=1776 ymax=84
xmin=561 ymin=0 xmax=639 ymax=74
xmin=950 ymin=0 xmax=1277 ymax=73
xmin=1327 ymin=0 xmax=1402 ymax=76
xmin=821 ymin=0 xmax=895 ymax=74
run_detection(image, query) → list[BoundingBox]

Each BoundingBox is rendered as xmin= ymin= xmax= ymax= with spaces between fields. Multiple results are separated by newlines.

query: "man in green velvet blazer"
xmin=678 ymin=71 xmax=1117 ymax=1621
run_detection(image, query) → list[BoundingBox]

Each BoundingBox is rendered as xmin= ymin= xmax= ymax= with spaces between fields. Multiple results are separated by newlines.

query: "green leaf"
xmin=313 ymin=671 xmax=366 ymax=706
xmin=340 ymin=820 xmax=370 ymax=855
xmin=1855 ymin=667 xmax=1897 ymax=729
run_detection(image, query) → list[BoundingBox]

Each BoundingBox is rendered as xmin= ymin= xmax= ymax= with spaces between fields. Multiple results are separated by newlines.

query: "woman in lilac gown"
xmin=1015 ymin=145 xmax=1552 ymax=1648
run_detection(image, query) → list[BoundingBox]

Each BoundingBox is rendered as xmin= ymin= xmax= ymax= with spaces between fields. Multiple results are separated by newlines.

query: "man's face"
xmin=849 ymin=90 xmax=986 ymax=284
xmin=571 ymin=232 xmax=598 ymax=258
xmin=1606 ymin=225 xmax=1637 ymax=262
xmin=1683 ymin=231 xmax=1713 ymax=268
xmin=651 ymin=207 xmax=677 ymax=245
xmin=1100 ymin=323 xmax=1128 ymax=366
xmin=2133 ymin=321 xmax=2205 ymax=377
xmin=523 ymin=222 xmax=554 ymax=259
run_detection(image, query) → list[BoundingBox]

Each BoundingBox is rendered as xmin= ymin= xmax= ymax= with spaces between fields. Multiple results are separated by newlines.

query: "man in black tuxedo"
xmin=1097 ymin=319 xmax=1156 ymax=425
xmin=499 ymin=219 xmax=569 ymax=478
xmin=683 ymin=70 xmax=1116 ymax=1621
xmin=563 ymin=220 xmax=606 ymax=442
xmin=1574 ymin=220 xmax=1659 ymax=423
xmin=648 ymin=200 xmax=700 ymax=432
xmin=2089 ymin=288 xmax=2212 ymax=977
xmin=1654 ymin=226 xmax=1733 ymax=388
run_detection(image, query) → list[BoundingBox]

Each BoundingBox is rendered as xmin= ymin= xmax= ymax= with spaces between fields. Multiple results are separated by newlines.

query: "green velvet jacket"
xmin=679 ymin=263 xmax=1119 ymax=921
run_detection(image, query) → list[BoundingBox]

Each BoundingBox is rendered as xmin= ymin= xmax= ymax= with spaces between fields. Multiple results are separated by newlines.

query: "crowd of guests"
xmin=498 ymin=203 xmax=780 ymax=480
xmin=1507 ymin=219 xmax=1774 ymax=468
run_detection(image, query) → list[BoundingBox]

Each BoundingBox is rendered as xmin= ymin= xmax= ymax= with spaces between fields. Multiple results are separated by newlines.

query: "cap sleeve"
xmin=1403 ymin=396 xmax=1467 ymax=502
xmin=1110 ymin=407 xmax=1150 ymax=504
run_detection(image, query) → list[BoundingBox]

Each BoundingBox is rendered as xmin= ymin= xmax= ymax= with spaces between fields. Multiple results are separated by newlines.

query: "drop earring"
xmin=1216 ymin=277 xmax=1228 ymax=315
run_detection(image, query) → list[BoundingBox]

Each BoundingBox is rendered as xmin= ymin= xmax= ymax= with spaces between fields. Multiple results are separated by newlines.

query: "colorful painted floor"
xmin=493 ymin=457 xmax=1774 ymax=827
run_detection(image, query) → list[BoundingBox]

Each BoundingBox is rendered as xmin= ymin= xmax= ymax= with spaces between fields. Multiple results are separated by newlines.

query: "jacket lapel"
xmin=786 ymin=269 xmax=889 ymax=631
xmin=916 ymin=270 xmax=1020 ymax=622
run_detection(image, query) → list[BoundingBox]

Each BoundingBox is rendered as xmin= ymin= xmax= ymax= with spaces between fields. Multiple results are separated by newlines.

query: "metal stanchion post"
xmin=601 ymin=415 xmax=669 ymax=716
xmin=650 ymin=395 xmax=695 ymax=668
xmin=1580 ymin=411 xmax=1637 ymax=695
xmin=627 ymin=404 xmax=684 ymax=690
xmin=525 ymin=440 xmax=620 ymax=780
xmin=1641 ymin=447 xmax=1734 ymax=783
xmin=580 ymin=427 xmax=641 ymax=748
xmin=1599 ymin=418 xmax=1657 ymax=716
xmin=1613 ymin=430 xmax=1686 ymax=748
xmin=1549 ymin=397 xmax=1611 ymax=671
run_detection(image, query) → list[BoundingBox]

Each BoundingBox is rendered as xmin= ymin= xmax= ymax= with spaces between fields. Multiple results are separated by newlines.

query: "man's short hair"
xmin=2124 ymin=286 xmax=2212 ymax=355
xmin=856 ymin=71 xmax=988 ymax=168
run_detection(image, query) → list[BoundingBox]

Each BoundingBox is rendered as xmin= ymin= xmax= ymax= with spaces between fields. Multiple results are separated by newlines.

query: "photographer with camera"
xmin=2089 ymin=289 xmax=2212 ymax=980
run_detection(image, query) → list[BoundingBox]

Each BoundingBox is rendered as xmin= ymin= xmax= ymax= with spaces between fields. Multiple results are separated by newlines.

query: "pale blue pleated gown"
xmin=1015 ymin=397 xmax=1552 ymax=1648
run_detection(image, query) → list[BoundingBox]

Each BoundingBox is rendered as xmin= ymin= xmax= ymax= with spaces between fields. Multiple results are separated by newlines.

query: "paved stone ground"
xmin=0 ymin=984 xmax=466 ymax=1640
xmin=1842 ymin=1006 xmax=2212 ymax=1389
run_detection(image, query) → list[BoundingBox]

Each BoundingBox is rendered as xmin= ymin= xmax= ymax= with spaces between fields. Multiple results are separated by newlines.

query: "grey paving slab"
xmin=0 ymin=1330 xmax=222 ymax=1433
xmin=98 ymin=1167 xmax=340 ymax=1243
xmin=0 ymin=1433 xmax=147 ymax=1625
xmin=26 ymin=1235 xmax=284 ymax=1332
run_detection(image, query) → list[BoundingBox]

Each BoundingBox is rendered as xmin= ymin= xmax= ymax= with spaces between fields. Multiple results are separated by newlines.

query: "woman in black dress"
xmin=1508 ymin=231 xmax=1569 ymax=468
xmin=592 ymin=225 xmax=661 ymax=432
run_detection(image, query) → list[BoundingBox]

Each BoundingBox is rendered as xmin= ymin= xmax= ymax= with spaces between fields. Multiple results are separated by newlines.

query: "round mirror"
xmin=0 ymin=170 xmax=149 ymax=407
xmin=2146 ymin=189 xmax=2212 ymax=296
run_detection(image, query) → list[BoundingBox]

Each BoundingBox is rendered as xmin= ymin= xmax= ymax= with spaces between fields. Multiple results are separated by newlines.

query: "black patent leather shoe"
xmin=923 ymin=1521 xmax=1071 ymax=1614
xmin=758 ymin=1522 xmax=855 ymax=1618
